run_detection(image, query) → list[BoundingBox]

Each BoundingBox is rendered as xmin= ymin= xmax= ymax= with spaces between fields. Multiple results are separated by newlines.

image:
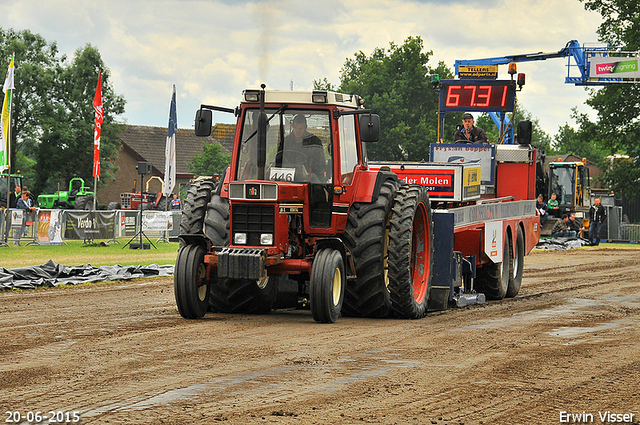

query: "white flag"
xmin=164 ymin=85 xmax=177 ymax=197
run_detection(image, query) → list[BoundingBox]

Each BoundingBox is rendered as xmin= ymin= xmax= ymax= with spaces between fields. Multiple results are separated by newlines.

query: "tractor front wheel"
xmin=174 ymin=244 xmax=210 ymax=319
xmin=310 ymin=248 xmax=346 ymax=323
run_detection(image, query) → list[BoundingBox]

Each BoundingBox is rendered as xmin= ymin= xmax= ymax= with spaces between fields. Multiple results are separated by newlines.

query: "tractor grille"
xmin=232 ymin=204 xmax=275 ymax=246
xmin=120 ymin=193 xmax=132 ymax=209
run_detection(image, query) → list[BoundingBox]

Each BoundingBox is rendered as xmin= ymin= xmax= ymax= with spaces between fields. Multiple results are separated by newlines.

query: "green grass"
xmin=0 ymin=239 xmax=179 ymax=270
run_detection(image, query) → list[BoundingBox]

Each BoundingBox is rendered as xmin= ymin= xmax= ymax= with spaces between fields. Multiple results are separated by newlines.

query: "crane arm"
xmin=455 ymin=40 xmax=588 ymax=84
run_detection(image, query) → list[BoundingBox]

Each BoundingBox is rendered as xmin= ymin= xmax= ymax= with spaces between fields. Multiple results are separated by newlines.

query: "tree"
xmin=187 ymin=142 xmax=231 ymax=176
xmin=337 ymin=36 xmax=454 ymax=161
xmin=475 ymin=104 xmax=552 ymax=152
xmin=577 ymin=0 xmax=640 ymax=195
xmin=35 ymin=44 xmax=125 ymax=194
xmin=0 ymin=28 xmax=61 ymax=173
xmin=551 ymin=108 xmax=608 ymax=163
xmin=0 ymin=28 xmax=125 ymax=196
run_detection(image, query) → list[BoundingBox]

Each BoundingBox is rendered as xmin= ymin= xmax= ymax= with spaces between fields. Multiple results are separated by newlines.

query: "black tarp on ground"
xmin=0 ymin=260 xmax=174 ymax=290
xmin=535 ymin=237 xmax=592 ymax=250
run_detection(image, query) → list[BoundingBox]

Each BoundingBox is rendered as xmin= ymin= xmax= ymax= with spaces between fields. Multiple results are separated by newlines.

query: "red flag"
xmin=93 ymin=73 xmax=103 ymax=178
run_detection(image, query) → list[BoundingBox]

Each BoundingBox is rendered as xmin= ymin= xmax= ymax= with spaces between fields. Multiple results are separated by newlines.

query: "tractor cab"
xmin=0 ymin=173 xmax=23 ymax=208
xmin=194 ymin=87 xmax=379 ymax=242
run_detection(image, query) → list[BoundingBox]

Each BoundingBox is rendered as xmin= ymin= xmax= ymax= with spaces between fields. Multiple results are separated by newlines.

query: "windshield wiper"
xmin=242 ymin=104 xmax=289 ymax=145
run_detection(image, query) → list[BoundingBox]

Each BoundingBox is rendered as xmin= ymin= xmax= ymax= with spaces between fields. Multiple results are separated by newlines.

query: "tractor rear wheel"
xmin=208 ymin=277 xmax=279 ymax=314
xmin=387 ymin=185 xmax=433 ymax=319
xmin=156 ymin=195 xmax=168 ymax=211
xmin=476 ymin=233 xmax=512 ymax=300
xmin=75 ymin=195 xmax=94 ymax=210
xmin=179 ymin=178 xmax=216 ymax=247
xmin=342 ymin=179 xmax=397 ymax=317
xmin=174 ymin=244 xmax=209 ymax=319
xmin=506 ymin=226 xmax=525 ymax=298
xmin=310 ymin=248 xmax=346 ymax=323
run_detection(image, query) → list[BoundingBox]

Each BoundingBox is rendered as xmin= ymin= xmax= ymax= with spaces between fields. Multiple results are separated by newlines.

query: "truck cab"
xmin=548 ymin=159 xmax=590 ymax=213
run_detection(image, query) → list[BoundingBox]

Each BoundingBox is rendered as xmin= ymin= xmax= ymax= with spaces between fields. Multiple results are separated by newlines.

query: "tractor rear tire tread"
xmin=208 ymin=277 xmax=278 ymax=314
xmin=387 ymin=185 xmax=433 ymax=319
xmin=179 ymin=178 xmax=216 ymax=246
xmin=342 ymin=179 xmax=397 ymax=318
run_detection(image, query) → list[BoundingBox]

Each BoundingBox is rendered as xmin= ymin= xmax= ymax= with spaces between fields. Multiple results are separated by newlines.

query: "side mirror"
xmin=517 ymin=120 xmax=532 ymax=145
xmin=359 ymin=113 xmax=380 ymax=142
xmin=194 ymin=109 xmax=212 ymax=137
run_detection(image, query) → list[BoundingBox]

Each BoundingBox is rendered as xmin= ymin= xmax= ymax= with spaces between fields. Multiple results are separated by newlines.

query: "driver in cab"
xmin=453 ymin=113 xmax=489 ymax=144
xmin=276 ymin=114 xmax=326 ymax=181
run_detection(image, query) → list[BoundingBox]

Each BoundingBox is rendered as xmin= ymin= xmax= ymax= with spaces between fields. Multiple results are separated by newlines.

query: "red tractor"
xmin=174 ymin=85 xmax=539 ymax=323
xmin=108 ymin=177 xmax=168 ymax=211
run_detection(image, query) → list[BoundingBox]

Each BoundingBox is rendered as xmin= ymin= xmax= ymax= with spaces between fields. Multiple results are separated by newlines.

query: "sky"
xmin=1 ymin=0 xmax=604 ymax=137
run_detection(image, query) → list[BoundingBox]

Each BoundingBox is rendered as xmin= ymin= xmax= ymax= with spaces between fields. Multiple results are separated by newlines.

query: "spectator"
xmin=547 ymin=192 xmax=560 ymax=217
xmin=588 ymin=197 xmax=607 ymax=246
xmin=171 ymin=193 xmax=181 ymax=210
xmin=568 ymin=212 xmax=584 ymax=237
xmin=14 ymin=191 xmax=36 ymax=246
xmin=22 ymin=186 xmax=36 ymax=205
xmin=536 ymin=194 xmax=548 ymax=225
xmin=8 ymin=185 xmax=21 ymax=208
xmin=551 ymin=213 xmax=576 ymax=238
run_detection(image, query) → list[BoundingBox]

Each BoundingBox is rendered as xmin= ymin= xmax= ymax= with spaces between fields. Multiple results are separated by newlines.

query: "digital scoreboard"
xmin=439 ymin=79 xmax=516 ymax=112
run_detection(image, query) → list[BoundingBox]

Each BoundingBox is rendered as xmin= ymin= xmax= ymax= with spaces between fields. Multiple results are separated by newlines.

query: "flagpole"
xmin=2 ymin=87 xmax=9 ymax=246
xmin=92 ymin=73 xmax=103 ymax=212
xmin=2 ymin=53 xmax=14 ymax=246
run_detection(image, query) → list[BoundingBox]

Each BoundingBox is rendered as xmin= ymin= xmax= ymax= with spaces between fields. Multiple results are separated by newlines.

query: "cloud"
xmin=1 ymin=0 xmax=603 ymax=134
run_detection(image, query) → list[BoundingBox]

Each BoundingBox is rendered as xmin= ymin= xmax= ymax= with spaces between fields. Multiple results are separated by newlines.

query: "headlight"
xmin=244 ymin=91 xmax=260 ymax=102
xmin=260 ymin=233 xmax=273 ymax=245
xmin=234 ymin=233 xmax=247 ymax=245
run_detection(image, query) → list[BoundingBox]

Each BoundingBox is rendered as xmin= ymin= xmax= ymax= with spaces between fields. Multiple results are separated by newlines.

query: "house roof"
xmin=118 ymin=123 xmax=235 ymax=176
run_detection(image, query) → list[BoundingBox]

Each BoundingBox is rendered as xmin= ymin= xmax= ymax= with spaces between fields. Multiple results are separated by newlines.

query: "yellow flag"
xmin=0 ymin=56 xmax=14 ymax=172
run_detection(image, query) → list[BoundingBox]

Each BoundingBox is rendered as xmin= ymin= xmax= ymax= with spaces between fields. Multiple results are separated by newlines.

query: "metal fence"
xmin=1 ymin=209 xmax=182 ymax=246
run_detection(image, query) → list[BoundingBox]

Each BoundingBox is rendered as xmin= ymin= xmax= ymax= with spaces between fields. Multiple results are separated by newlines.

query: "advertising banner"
xmin=430 ymin=143 xmax=495 ymax=184
xmin=37 ymin=210 xmax=64 ymax=244
xmin=142 ymin=211 xmax=172 ymax=232
xmin=119 ymin=211 xmax=139 ymax=237
xmin=589 ymin=56 xmax=640 ymax=79
xmin=9 ymin=209 xmax=23 ymax=229
xmin=484 ymin=220 xmax=504 ymax=263
xmin=64 ymin=211 xmax=116 ymax=240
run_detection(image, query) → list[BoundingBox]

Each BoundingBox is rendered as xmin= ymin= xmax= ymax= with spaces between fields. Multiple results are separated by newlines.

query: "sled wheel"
xmin=476 ymin=232 xmax=512 ymax=300
xmin=506 ymin=226 xmax=525 ymax=298
xmin=174 ymin=244 xmax=209 ymax=319
xmin=310 ymin=248 xmax=345 ymax=323
xmin=388 ymin=185 xmax=434 ymax=319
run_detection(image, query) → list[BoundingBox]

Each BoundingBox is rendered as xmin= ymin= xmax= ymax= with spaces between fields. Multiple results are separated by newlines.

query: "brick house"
xmin=96 ymin=123 xmax=234 ymax=206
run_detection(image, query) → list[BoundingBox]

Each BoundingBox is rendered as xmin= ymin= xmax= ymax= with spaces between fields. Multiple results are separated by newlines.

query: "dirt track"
xmin=1 ymin=247 xmax=639 ymax=425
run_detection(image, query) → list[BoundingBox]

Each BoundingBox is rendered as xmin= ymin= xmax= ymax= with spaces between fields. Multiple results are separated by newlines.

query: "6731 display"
xmin=439 ymin=79 xmax=516 ymax=112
